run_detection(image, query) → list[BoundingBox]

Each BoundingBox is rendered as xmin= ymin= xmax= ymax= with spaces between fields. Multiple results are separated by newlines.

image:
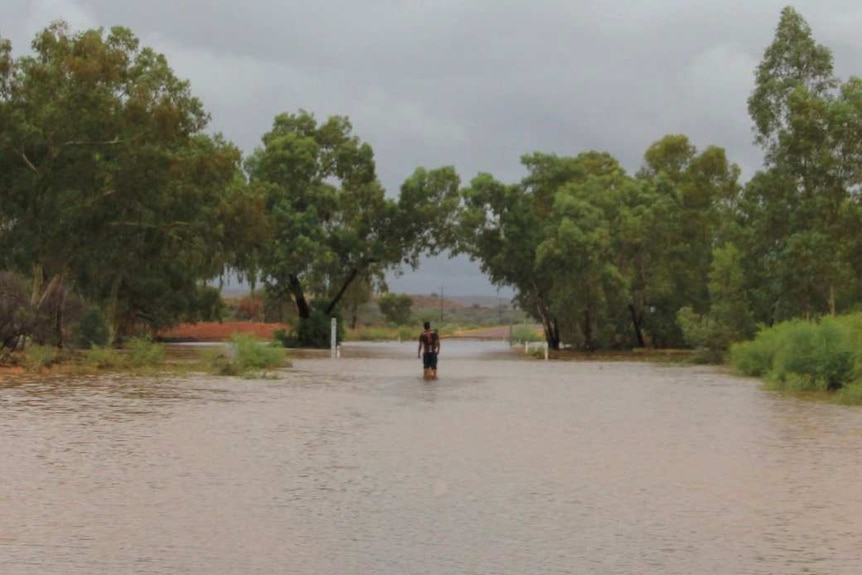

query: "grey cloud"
xmin=4 ymin=0 xmax=862 ymax=294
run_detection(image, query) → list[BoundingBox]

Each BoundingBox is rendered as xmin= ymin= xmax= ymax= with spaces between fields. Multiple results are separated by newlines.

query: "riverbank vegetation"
xmin=7 ymin=334 xmax=289 ymax=378
xmin=731 ymin=315 xmax=862 ymax=404
xmin=3 ymin=7 xmax=862 ymax=400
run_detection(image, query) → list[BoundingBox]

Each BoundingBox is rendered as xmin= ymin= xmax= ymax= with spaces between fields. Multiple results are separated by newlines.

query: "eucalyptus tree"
xmin=460 ymin=168 xmax=563 ymax=348
xmin=743 ymin=6 xmax=862 ymax=320
xmin=248 ymin=111 xmax=461 ymax=328
xmin=0 ymin=23 xmax=261 ymax=342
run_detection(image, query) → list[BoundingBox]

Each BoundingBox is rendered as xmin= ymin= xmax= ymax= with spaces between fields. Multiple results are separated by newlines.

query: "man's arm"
xmin=418 ymin=336 xmax=422 ymax=358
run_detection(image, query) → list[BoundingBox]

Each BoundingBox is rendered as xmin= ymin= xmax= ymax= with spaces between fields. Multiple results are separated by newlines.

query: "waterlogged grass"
xmin=206 ymin=333 xmax=290 ymax=377
xmin=9 ymin=333 xmax=289 ymax=378
xmin=22 ymin=345 xmax=61 ymax=371
xmin=731 ymin=314 xmax=862 ymax=404
xmin=126 ymin=338 xmax=167 ymax=367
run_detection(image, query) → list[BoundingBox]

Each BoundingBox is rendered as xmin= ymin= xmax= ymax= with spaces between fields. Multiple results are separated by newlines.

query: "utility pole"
xmin=439 ymin=285 xmax=444 ymax=323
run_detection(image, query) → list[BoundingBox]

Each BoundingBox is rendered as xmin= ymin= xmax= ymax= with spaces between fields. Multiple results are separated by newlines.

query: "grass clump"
xmin=126 ymin=337 xmax=167 ymax=368
xmin=207 ymin=332 xmax=288 ymax=376
xmin=83 ymin=346 xmax=124 ymax=369
xmin=22 ymin=345 xmax=60 ymax=371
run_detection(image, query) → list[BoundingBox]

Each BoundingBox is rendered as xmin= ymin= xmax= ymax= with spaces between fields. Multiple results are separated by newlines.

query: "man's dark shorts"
xmin=423 ymin=351 xmax=438 ymax=370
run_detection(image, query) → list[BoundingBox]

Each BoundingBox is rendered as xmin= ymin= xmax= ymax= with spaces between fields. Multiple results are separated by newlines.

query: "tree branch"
xmin=61 ymin=136 xmax=128 ymax=147
xmin=16 ymin=149 xmax=39 ymax=174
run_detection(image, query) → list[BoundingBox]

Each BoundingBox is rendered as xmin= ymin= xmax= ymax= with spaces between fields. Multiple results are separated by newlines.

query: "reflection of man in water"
xmin=418 ymin=321 xmax=441 ymax=380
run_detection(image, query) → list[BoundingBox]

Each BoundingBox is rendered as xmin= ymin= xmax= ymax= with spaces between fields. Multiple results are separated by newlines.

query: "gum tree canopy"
xmin=246 ymin=110 xmax=460 ymax=321
xmin=0 ymin=23 xmax=265 ymax=342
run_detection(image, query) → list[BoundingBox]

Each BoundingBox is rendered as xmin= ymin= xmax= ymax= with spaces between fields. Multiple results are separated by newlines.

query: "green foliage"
xmin=677 ymin=244 xmax=755 ymax=362
xmin=22 ymin=345 xmax=59 ymax=371
xmin=206 ymin=333 xmax=287 ymax=376
xmin=276 ymin=302 xmax=344 ymax=348
xmin=83 ymin=346 xmax=124 ymax=369
xmin=247 ymin=111 xmax=450 ymax=324
xmin=731 ymin=316 xmax=860 ymax=392
xmin=75 ymin=306 xmax=110 ymax=349
xmin=125 ymin=338 xmax=166 ymax=368
xmin=729 ymin=328 xmax=780 ymax=378
xmin=739 ymin=7 xmax=862 ymax=323
xmin=0 ymin=23 xmax=266 ymax=342
xmin=232 ymin=333 xmax=286 ymax=370
xmin=837 ymin=383 xmax=862 ymax=405
xmin=377 ymin=293 xmax=413 ymax=325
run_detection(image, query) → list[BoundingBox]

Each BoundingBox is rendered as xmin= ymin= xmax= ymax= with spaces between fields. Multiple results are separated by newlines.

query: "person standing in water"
xmin=418 ymin=321 xmax=441 ymax=379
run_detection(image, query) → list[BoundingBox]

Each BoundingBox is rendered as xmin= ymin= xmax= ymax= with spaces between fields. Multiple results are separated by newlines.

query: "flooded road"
xmin=2 ymin=340 xmax=862 ymax=574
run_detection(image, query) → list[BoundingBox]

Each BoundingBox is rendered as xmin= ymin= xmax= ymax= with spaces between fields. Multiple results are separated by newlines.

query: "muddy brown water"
xmin=2 ymin=340 xmax=862 ymax=574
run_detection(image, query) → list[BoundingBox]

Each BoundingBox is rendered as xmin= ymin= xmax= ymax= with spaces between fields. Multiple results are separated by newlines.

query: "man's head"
xmin=423 ymin=321 xmax=431 ymax=330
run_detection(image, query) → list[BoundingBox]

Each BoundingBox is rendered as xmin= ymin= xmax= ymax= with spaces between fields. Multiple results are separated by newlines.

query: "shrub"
xmin=22 ymin=345 xmax=59 ymax=371
xmin=206 ymin=333 xmax=287 ymax=375
xmin=231 ymin=333 xmax=285 ymax=370
xmin=731 ymin=316 xmax=859 ymax=392
xmin=838 ymin=383 xmax=862 ymax=405
xmin=276 ymin=302 xmax=344 ymax=348
xmin=729 ymin=328 xmax=780 ymax=377
xmin=126 ymin=337 xmax=166 ymax=368
xmin=83 ymin=346 xmax=124 ymax=369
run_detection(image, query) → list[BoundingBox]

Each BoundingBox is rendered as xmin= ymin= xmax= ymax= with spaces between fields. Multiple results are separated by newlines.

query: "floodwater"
xmin=2 ymin=340 xmax=862 ymax=575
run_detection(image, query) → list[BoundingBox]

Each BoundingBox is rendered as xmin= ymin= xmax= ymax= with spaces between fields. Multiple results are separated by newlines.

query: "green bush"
xmin=75 ymin=306 xmax=110 ymax=349
xmin=276 ymin=303 xmax=344 ymax=348
xmin=231 ymin=333 xmax=285 ymax=370
xmin=838 ymin=383 xmax=862 ymax=405
xmin=731 ymin=316 xmax=859 ymax=392
xmin=126 ymin=337 xmax=166 ymax=368
xmin=83 ymin=346 xmax=124 ymax=369
xmin=206 ymin=333 xmax=287 ymax=376
xmin=22 ymin=345 xmax=59 ymax=371
xmin=729 ymin=326 xmax=781 ymax=377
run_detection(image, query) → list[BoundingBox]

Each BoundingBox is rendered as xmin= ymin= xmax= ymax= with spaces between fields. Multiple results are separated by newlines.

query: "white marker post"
xmin=330 ymin=317 xmax=337 ymax=359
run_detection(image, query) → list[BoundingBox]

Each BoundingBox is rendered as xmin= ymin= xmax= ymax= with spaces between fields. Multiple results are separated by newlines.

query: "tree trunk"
xmin=53 ymin=275 xmax=66 ymax=349
xmin=583 ymin=308 xmax=594 ymax=351
xmin=535 ymin=299 xmax=560 ymax=350
xmin=628 ymin=304 xmax=646 ymax=347
xmin=31 ymin=264 xmax=44 ymax=306
xmin=326 ymin=267 xmax=359 ymax=316
xmin=288 ymin=274 xmax=311 ymax=319
xmin=107 ymin=276 xmax=122 ymax=346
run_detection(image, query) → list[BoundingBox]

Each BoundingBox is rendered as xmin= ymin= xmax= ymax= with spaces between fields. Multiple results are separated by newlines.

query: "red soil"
xmin=159 ymin=322 xmax=291 ymax=342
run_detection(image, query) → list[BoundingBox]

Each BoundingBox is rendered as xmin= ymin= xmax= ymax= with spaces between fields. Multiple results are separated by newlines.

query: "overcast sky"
xmin=3 ymin=1 xmax=861 ymax=296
